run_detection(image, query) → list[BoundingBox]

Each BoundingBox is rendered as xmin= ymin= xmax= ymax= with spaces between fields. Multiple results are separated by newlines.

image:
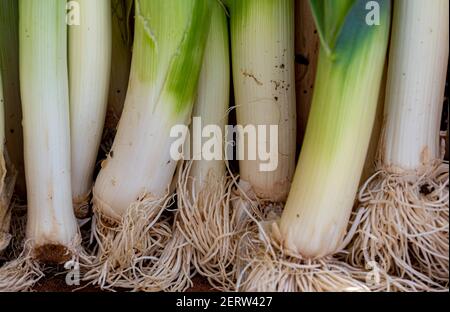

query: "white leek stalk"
xmin=86 ymin=0 xmax=212 ymax=290
xmin=383 ymin=3 xmax=447 ymax=173
xmin=237 ymin=0 xmax=391 ymax=292
xmin=229 ymin=0 xmax=296 ymax=202
xmin=20 ymin=0 xmax=78 ymax=263
xmin=0 ymin=0 xmax=25 ymax=198
xmin=177 ymin=1 xmax=234 ymax=290
xmin=93 ymin=0 xmax=211 ymax=218
xmin=69 ymin=0 xmax=112 ymax=218
xmin=349 ymin=0 xmax=449 ymax=291
xmin=189 ymin=4 xmax=229 ymax=192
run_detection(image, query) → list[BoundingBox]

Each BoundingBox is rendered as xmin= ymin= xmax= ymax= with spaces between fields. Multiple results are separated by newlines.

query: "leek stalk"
xmin=229 ymin=0 xmax=297 ymax=203
xmin=20 ymin=0 xmax=79 ymax=263
xmin=280 ymin=0 xmax=391 ymax=259
xmin=69 ymin=0 xmax=112 ymax=218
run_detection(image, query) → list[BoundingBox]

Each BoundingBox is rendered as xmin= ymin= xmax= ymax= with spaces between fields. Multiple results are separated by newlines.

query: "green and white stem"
xmin=93 ymin=0 xmax=212 ymax=220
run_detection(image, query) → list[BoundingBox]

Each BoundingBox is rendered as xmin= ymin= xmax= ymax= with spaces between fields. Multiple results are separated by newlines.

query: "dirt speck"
xmin=242 ymin=71 xmax=263 ymax=86
xmin=420 ymin=184 xmax=434 ymax=196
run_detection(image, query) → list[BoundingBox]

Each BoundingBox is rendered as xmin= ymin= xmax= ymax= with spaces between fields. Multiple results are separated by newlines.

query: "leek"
xmin=348 ymin=0 xmax=449 ymax=291
xmin=229 ymin=0 xmax=297 ymax=203
xmin=86 ymin=0 xmax=212 ymax=290
xmin=177 ymin=1 xmax=236 ymax=290
xmin=0 ymin=0 xmax=25 ymax=198
xmin=0 ymin=0 xmax=87 ymax=292
xmin=281 ymin=0 xmax=390 ymax=259
xmin=237 ymin=0 xmax=391 ymax=291
xmin=20 ymin=0 xmax=79 ymax=263
xmin=69 ymin=0 xmax=112 ymax=218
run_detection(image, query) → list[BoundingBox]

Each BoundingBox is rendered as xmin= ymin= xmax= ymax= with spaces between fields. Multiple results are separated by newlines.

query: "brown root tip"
xmin=73 ymin=194 xmax=92 ymax=219
xmin=74 ymin=203 xmax=90 ymax=219
xmin=34 ymin=244 xmax=72 ymax=265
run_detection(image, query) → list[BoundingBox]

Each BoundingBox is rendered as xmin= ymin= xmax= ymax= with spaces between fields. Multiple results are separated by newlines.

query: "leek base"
xmin=234 ymin=204 xmax=370 ymax=292
xmin=0 ymin=234 xmax=88 ymax=291
xmin=84 ymin=192 xmax=193 ymax=291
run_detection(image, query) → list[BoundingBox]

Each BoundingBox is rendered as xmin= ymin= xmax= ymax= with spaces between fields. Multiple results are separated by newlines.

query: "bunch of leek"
xmin=348 ymin=0 xmax=449 ymax=291
xmin=236 ymin=0 xmax=391 ymax=292
xmin=84 ymin=0 xmax=212 ymax=291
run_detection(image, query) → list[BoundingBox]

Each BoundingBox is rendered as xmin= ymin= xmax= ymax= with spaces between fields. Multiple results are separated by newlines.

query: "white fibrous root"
xmin=176 ymin=161 xmax=245 ymax=290
xmin=0 ymin=234 xmax=90 ymax=292
xmin=83 ymin=193 xmax=176 ymax=290
xmin=347 ymin=161 xmax=449 ymax=291
xmin=234 ymin=202 xmax=371 ymax=292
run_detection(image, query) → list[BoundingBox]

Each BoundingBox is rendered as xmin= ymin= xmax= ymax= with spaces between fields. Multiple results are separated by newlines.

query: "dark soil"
xmin=33 ymin=275 xmax=216 ymax=292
